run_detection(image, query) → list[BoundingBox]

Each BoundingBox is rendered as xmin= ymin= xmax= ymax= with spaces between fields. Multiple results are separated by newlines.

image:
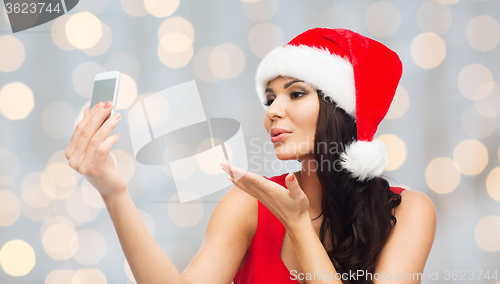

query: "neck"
xmin=295 ymin=156 xmax=323 ymax=220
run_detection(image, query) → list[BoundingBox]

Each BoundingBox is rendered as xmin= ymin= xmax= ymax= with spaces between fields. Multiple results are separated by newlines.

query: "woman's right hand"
xmin=65 ymin=101 xmax=126 ymax=201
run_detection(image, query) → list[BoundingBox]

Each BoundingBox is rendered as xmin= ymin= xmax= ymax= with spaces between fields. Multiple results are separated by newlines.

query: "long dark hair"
xmin=311 ymin=90 xmax=402 ymax=283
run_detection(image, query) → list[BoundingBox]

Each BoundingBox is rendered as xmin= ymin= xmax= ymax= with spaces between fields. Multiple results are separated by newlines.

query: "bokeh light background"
xmin=1 ymin=0 xmax=500 ymax=283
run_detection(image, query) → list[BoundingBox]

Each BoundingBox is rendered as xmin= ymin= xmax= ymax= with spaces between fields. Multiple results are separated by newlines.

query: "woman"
xmin=65 ymin=28 xmax=436 ymax=284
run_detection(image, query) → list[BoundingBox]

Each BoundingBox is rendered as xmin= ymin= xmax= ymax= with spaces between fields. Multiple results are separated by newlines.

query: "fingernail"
xmin=288 ymin=174 xmax=295 ymax=181
xmin=96 ymin=102 xmax=103 ymax=108
xmin=104 ymin=101 xmax=112 ymax=109
xmin=115 ymin=113 xmax=122 ymax=120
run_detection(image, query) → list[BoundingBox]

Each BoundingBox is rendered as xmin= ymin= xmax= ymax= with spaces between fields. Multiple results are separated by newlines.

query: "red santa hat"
xmin=255 ymin=28 xmax=403 ymax=182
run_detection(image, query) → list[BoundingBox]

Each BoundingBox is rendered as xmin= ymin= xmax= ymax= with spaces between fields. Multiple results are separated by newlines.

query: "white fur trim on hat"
xmin=340 ymin=140 xmax=388 ymax=182
xmin=255 ymin=45 xmax=356 ymax=117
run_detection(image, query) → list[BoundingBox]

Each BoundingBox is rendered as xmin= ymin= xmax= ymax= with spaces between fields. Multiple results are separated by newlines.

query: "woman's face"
xmin=264 ymin=76 xmax=320 ymax=161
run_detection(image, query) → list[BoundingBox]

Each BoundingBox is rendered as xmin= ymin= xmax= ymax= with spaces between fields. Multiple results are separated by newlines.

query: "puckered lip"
xmin=270 ymin=127 xmax=292 ymax=137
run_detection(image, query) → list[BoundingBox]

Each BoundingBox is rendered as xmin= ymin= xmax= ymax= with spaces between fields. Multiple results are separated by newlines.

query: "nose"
xmin=265 ymin=96 xmax=286 ymax=121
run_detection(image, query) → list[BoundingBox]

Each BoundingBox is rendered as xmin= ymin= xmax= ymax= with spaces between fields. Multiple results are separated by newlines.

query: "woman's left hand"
xmin=220 ymin=161 xmax=311 ymax=232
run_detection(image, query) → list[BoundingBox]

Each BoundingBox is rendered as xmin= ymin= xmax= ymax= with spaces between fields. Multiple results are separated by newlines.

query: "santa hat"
xmin=255 ymin=28 xmax=403 ymax=182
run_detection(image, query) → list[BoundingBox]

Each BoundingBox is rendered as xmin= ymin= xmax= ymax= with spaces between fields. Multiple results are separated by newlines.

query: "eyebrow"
xmin=265 ymin=79 xmax=304 ymax=93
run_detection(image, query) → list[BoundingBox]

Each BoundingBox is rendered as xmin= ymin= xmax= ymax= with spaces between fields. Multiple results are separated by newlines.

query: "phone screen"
xmin=90 ymin=78 xmax=117 ymax=109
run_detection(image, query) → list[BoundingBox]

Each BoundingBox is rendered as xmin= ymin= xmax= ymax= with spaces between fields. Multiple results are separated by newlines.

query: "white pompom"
xmin=340 ymin=140 xmax=388 ymax=182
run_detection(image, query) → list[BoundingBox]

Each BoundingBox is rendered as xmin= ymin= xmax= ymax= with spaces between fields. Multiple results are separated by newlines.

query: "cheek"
xmin=295 ymin=99 xmax=319 ymax=132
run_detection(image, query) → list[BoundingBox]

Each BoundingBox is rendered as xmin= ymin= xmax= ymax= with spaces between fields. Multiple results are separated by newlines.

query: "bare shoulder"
xmin=215 ymin=184 xmax=259 ymax=243
xmin=374 ymin=188 xmax=437 ymax=275
xmin=394 ymin=189 xmax=437 ymax=222
xmin=181 ymin=185 xmax=258 ymax=284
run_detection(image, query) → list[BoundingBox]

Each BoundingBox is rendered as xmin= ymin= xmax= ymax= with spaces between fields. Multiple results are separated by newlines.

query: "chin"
xmin=274 ymin=151 xmax=300 ymax=161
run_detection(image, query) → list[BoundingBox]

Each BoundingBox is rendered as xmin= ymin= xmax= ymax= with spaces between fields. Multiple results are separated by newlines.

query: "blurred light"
xmin=0 ymin=82 xmax=34 ymax=120
xmin=41 ymin=170 xmax=75 ymax=200
xmin=46 ymin=270 xmax=75 ymax=284
xmin=21 ymin=171 xmax=55 ymax=208
xmin=158 ymin=17 xmax=195 ymax=43
xmin=0 ymin=149 xmax=20 ymax=185
xmin=76 ymin=0 xmax=110 ymax=14
xmin=168 ymin=192 xmax=203 ymax=227
xmin=0 ymin=35 xmax=25 ymax=72
xmin=466 ymin=15 xmax=500 ymax=52
xmin=417 ymin=1 xmax=452 ymax=34
xmin=241 ymin=0 xmax=260 ymax=2
xmin=486 ymin=167 xmax=500 ymax=203
xmin=194 ymin=46 xmax=221 ymax=83
xmin=72 ymin=229 xmax=106 ymax=265
xmin=0 ymin=239 xmax=35 ymax=276
xmin=51 ymin=15 xmax=76 ymax=51
xmin=116 ymin=73 xmax=138 ymax=110
xmin=160 ymin=32 xmax=192 ymax=53
xmin=385 ymin=85 xmax=409 ymax=119
xmin=209 ymin=43 xmax=246 ymax=80
xmin=242 ymin=0 xmax=279 ymax=22
xmin=20 ymin=191 xmax=56 ymax=222
xmin=458 ymin=64 xmax=494 ymax=101
xmin=475 ymin=215 xmax=500 ymax=252
xmin=71 ymin=269 xmax=107 ymax=284
xmin=46 ymin=162 xmax=79 ymax=188
xmin=81 ymin=180 xmax=106 ymax=209
xmin=82 ymin=22 xmax=113 ymax=56
xmin=44 ymin=151 xmax=80 ymax=199
xmin=453 ymin=139 xmax=488 ymax=176
xmin=475 ymin=82 xmax=500 ymax=117
xmin=425 ymin=157 xmax=461 ymax=194
xmin=105 ymin=52 xmax=141 ymax=80
xmin=42 ymin=102 xmax=77 ymax=139
xmin=322 ymin=6 xmax=358 ymax=31
xmin=0 ymin=190 xmax=21 ymax=226
xmin=65 ymin=12 xmax=102 ymax=49
xmin=120 ymin=0 xmax=148 ymax=17
xmin=375 ymin=134 xmax=406 ymax=171
xmin=42 ymin=223 xmax=79 ymax=260
xmin=144 ymin=0 xmax=179 ymax=18
xmin=66 ymin=189 xmax=101 ymax=223
xmin=365 ymin=1 xmax=401 ymax=37
xmin=111 ymin=149 xmax=135 ymax=183
xmin=158 ymin=34 xmax=193 ymax=68
xmin=72 ymin=61 xmax=106 ymax=98
xmin=410 ymin=32 xmax=446 ymax=69
xmin=139 ymin=209 xmax=155 ymax=235
xmin=248 ymin=22 xmax=284 ymax=58
xmin=474 ymin=101 xmax=497 ymax=118
xmin=461 ymin=104 xmax=496 ymax=139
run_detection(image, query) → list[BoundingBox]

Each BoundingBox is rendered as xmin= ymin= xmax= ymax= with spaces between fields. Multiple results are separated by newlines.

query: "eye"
xmin=264 ymin=98 xmax=274 ymax=107
xmin=264 ymin=91 xmax=306 ymax=107
xmin=291 ymin=91 xmax=306 ymax=99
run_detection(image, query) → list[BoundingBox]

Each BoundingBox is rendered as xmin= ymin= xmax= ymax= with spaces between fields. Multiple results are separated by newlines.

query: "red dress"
xmin=233 ymin=173 xmax=405 ymax=284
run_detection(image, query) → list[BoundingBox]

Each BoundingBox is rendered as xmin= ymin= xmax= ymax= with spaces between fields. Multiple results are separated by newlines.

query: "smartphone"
xmin=90 ymin=71 xmax=121 ymax=121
